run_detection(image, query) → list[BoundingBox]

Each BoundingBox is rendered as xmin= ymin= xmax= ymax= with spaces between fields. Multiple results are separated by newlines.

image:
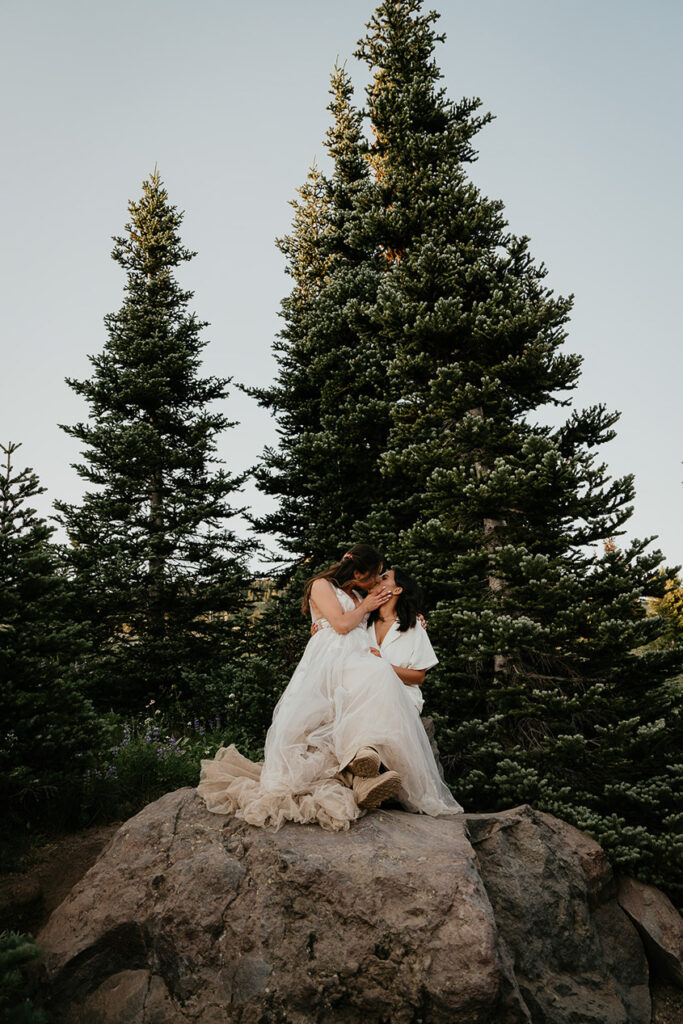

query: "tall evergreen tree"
xmin=351 ymin=0 xmax=683 ymax=900
xmin=249 ymin=63 xmax=390 ymax=567
xmin=0 ymin=442 xmax=106 ymax=829
xmin=253 ymin=0 xmax=683 ymax=900
xmin=55 ymin=170 xmax=252 ymax=716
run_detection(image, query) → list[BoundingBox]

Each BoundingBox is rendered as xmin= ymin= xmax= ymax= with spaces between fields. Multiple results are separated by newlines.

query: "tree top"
xmin=111 ymin=167 xmax=197 ymax=278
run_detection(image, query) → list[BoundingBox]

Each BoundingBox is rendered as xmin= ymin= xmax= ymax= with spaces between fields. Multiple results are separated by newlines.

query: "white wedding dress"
xmin=197 ymin=585 xmax=462 ymax=831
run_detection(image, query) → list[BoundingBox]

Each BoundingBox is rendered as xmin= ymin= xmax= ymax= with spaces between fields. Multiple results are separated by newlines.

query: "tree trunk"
xmin=148 ymin=467 xmax=164 ymax=637
xmin=470 ymin=407 xmax=508 ymax=677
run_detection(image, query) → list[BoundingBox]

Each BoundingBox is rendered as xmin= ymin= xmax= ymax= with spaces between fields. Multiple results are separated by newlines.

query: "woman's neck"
xmin=378 ymin=597 xmax=399 ymax=621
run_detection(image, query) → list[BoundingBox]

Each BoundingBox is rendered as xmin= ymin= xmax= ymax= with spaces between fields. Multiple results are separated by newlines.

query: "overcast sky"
xmin=1 ymin=0 xmax=681 ymax=571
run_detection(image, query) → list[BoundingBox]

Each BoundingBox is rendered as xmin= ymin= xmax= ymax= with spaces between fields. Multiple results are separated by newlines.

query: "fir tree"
xmin=0 ymin=442 xmax=106 ymax=828
xmin=235 ymin=64 xmax=393 ymax=745
xmin=253 ymin=0 xmax=683 ymax=901
xmin=351 ymin=0 xmax=683 ymax=901
xmin=55 ymin=170 xmax=252 ymax=716
xmin=249 ymin=63 xmax=390 ymax=567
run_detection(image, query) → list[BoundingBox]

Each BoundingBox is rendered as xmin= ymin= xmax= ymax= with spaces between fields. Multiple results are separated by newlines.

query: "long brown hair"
xmin=301 ymin=544 xmax=384 ymax=615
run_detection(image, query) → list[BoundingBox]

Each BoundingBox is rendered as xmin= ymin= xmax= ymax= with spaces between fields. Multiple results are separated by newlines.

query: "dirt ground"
xmin=0 ymin=823 xmax=122 ymax=936
xmin=1 ymin=825 xmax=681 ymax=1022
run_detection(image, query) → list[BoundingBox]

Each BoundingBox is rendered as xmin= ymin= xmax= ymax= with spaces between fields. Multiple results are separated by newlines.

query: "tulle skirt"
xmin=197 ymin=624 xmax=463 ymax=832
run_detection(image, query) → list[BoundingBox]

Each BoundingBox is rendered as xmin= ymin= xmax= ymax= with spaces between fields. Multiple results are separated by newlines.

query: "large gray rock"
xmin=33 ymin=790 xmax=659 ymax=1023
xmin=467 ymin=806 xmax=652 ymax=1024
xmin=618 ymin=875 xmax=683 ymax=987
xmin=35 ymin=789 xmax=524 ymax=1024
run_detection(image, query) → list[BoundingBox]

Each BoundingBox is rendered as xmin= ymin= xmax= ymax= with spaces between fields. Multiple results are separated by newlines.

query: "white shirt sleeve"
xmin=409 ymin=625 xmax=439 ymax=671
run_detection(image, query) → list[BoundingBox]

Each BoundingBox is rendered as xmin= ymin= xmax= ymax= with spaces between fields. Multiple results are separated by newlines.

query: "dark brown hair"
xmin=368 ymin=567 xmax=423 ymax=632
xmin=301 ymin=544 xmax=384 ymax=615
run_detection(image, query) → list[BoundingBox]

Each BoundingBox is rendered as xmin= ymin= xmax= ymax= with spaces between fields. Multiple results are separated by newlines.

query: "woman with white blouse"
xmin=366 ymin=567 xmax=438 ymax=716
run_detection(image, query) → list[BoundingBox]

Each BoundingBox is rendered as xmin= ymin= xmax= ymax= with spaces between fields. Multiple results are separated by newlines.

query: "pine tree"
xmin=350 ymin=0 xmax=683 ymax=901
xmin=0 ymin=442 xmax=106 ymax=828
xmin=253 ymin=0 xmax=683 ymax=901
xmin=55 ymin=170 xmax=252 ymax=717
xmin=247 ymin=158 xmax=332 ymax=562
xmin=249 ymin=63 xmax=390 ymax=567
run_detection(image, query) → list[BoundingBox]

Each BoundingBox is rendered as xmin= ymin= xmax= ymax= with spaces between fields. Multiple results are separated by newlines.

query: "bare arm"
xmin=310 ymin=579 xmax=388 ymax=634
xmin=391 ymin=665 xmax=426 ymax=687
xmin=368 ymin=649 xmax=425 ymax=686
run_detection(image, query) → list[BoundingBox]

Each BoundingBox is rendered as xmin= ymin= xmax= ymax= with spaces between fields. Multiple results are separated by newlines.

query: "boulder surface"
xmin=467 ymin=807 xmax=651 ymax=1023
xmin=617 ymin=875 xmax=683 ymax=988
xmin=33 ymin=789 xmax=673 ymax=1023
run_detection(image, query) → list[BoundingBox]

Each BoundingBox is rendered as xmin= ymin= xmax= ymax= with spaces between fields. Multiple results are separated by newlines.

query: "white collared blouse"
xmin=367 ymin=618 xmax=439 ymax=714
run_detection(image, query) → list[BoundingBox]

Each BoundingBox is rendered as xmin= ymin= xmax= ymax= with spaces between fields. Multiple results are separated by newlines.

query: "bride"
xmin=196 ymin=543 xmax=463 ymax=831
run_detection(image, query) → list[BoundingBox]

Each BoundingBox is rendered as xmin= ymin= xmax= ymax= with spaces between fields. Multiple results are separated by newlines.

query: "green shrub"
xmin=75 ymin=705 xmax=259 ymax=825
xmin=0 ymin=931 xmax=47 ymax=1024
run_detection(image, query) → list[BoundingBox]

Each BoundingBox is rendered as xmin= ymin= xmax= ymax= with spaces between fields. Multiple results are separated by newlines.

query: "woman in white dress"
xmin=197 ymin=544 xmax=462 ymax=832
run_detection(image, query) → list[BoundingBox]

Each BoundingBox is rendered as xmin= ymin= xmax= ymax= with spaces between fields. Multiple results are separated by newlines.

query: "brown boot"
xmin=346 ymin=746 xmax=381 ymax=777
xmin=352 ymin=771 xmax=402 ymax=810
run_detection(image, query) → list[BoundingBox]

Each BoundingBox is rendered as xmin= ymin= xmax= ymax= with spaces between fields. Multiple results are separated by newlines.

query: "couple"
xmin=197 ymin=544 xmax=463 ymax=831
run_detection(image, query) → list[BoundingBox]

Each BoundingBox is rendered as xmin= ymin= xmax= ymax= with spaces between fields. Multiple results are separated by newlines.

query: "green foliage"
xmin=0 ymin=442 xmax=111 ymax=836
xmin=77 ymin=711 xmax=224 ymax=823
xmin=0 ymin=931 xmax=47 ymax=1024
xmin=76 ymin=701 xmax=276 ymax=825
xmin=353 ymin=0 xmax=683 ymax=906
xmin=2 ymin=702 xmax=270 ymax=864
xmin=54 ymin=169 xmax=253 ymax=716
xmin=251 ymin=0 xmax=683 ymax=906
xmin=248 ymin=62 xmax=390 ymax=565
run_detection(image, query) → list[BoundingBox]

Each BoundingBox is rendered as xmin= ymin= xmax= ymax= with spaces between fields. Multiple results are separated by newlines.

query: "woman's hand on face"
xmin=362 ymin=587 xmax=391 ymax=611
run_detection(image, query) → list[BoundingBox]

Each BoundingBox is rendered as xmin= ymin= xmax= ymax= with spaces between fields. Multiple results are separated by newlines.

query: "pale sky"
xmin=1 ymin=0 xmax=681 ymax=571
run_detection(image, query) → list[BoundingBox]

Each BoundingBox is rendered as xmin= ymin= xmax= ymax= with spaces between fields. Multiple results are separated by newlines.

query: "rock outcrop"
xmin=466 ymin=808 xmax=650 ymax=1023
xmin=32 ymin=789 xmax=681 ymax=1023
xmin=617 ymin=875 xmax=683 ymax=988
